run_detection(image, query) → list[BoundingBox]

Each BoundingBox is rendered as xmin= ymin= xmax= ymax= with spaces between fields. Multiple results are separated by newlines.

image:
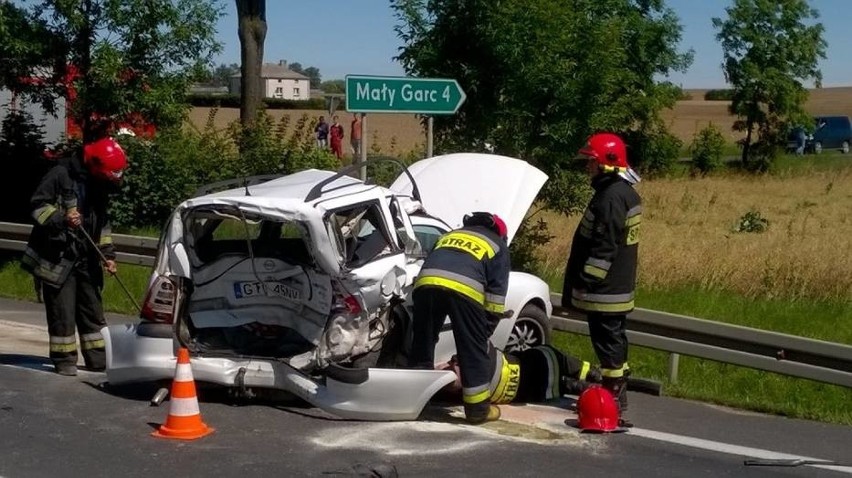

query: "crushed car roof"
xmin=198 ymin=169 xmax=381 ymax=204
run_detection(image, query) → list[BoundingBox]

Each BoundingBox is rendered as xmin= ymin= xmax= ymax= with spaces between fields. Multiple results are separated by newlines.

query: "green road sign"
xmin=345 ymin=75 xmax=466 ymax=114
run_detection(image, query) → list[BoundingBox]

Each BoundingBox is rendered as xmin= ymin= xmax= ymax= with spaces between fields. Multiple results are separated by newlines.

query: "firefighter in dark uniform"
xmin=438 ymin=344 xmax=604 ymax=405
xmin=22 ymin=137 xmax=128 ymax=376
xmin=409 ymin=212 xmax=513 ymax=424
xmin=562 ymin=132 xmax=641 ymax=425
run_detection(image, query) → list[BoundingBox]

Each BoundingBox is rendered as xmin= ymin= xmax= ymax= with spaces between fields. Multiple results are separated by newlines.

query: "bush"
xmin=109 ymin=135 xmax=198 ymax=230
xmin=622 ymin=126 xmax=682 ymax=178
xmin=0 ymin=110 xmax=50 ymax=223
xmin=509 ymin=217 xmax=554 ymax=274
xmin=108 ymin=108 xmax=344 ymax=231
xmin=691 ymin=123 xmax=726 ymax=175
xmin=704 ymin=89 xmax=734 ymax=101
xmin=733 ymin=209 xmax=769 ymax=233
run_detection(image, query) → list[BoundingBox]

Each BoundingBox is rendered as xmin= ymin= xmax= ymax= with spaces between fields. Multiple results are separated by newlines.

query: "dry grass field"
xmin=665 ymin=86 xmax=852 ymax=144
xmin=188 ymin=107 xmax=426 ymax=159
xmin=537 ymin=166 xmax=852 ymax=301
xmin=188 ymin=87 xmax=852 ymax=154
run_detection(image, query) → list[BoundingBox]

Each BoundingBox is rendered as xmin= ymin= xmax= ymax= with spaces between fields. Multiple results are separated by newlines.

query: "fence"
xmin=1 ymin=221 xmax=850 ymax=389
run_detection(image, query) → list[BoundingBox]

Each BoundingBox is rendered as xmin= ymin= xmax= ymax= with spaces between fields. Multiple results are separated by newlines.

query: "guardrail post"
xmin=668 ymin=353 xmax=680 ymax=384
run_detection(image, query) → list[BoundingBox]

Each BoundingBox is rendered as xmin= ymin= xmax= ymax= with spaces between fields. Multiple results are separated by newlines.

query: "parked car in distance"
xmin=810 ymin=116 xmax=852 ymax=154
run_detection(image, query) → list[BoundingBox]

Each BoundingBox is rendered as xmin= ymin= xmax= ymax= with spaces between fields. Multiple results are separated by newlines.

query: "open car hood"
xmin=390 ymin=153 xmax=548 ymax=244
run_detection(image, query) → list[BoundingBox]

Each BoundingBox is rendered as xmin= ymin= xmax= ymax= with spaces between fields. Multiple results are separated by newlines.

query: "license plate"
xmin=233 ymin=281 xmax=301 ymax=300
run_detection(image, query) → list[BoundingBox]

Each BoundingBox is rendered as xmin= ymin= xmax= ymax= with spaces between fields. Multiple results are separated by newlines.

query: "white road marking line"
xmin=630 ymin=427 xmax=852 ymax=474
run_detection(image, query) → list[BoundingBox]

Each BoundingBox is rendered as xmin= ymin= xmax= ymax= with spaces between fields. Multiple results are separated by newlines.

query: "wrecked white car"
xmin=104 ymin=153 xmax=552 ymax=420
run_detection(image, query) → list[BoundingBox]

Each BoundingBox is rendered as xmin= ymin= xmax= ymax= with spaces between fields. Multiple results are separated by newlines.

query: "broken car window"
xmin=186 ymin=209 xmax=314 ymax=267
xmin=327 ymin=202 xmax=394 ymax=268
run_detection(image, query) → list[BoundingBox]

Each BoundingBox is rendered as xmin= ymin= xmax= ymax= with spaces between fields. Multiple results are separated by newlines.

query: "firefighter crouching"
xmin=22 ymin=137 xmax=128 ymax=376
xmin=562 ymin=132 xmax=641 ymax=426
xmin=409 ymin=211 xmax=514 ymax=424
xmin=438 ymin=344 xmax=604 ymax=407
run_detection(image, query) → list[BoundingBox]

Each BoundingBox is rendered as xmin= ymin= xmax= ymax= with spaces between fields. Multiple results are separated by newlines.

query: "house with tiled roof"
xmin=229 ymin=60 xmax=311 ymax=100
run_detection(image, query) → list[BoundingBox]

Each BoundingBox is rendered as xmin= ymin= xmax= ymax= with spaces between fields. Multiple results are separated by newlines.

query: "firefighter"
xmin=562 ymin=132 xmax=641 ymax=426
xmin=409 ymin=211 xmax=512 ymax=424
xmin=438 ymin=344 xmax=604 ymax=406
xmin=22 ymin=137 xmax=128 ymax=376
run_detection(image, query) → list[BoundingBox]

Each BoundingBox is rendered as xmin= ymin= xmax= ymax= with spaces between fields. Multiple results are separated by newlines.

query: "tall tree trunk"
xmin=741 ymin=117 xmax=753 ymax=166
xmin=236 ymin=0 xmax=266 ymax=130
xmin=78 ymin=0 xmax=95 ymax=143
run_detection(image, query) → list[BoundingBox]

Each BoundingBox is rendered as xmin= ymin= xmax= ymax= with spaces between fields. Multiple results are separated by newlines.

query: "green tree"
xmin=303 ymin=66 xmax=321 ymax=89
xmin=288 ymin=62 xmax=322 ymax=89
xmin=392 ymin=0 xmax=692 ymax=214
xmin=208 ymin=62 xmax=240 ymax=87
xmin=0 ymin=0 xmax=222 ymax=142
xmin=320 ymin=79 xmax=345 ymax=94
xmin=713 ymin=0 xmax=826 ymax=171
xmin=236 ymin=0 xmax=267 ymax=129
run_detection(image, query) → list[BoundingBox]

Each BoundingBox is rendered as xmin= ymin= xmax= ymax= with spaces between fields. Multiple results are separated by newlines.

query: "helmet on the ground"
xmin=577 ymin=385 xmax=620 ymax=432
xmin=463 ymin=212 xmax=507 ymax=239
xmin=577 ymin=133 xmax=629 ymax=173
xmin=83 ymin=137 xmax=128 ymax=183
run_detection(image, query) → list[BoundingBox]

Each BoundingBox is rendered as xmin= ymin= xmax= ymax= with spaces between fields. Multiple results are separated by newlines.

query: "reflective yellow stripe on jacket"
xmin=415 ymin=269 xmax=505 ymax=313
xmin=434 ymin=231 xmax=498 ymax=260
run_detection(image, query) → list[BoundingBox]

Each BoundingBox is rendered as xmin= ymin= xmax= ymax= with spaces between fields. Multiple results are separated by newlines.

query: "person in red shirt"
xmin=329 ymin=115 xmax=345 ymax=160
xmin=350 ymin=113 xmax=363 ymax=157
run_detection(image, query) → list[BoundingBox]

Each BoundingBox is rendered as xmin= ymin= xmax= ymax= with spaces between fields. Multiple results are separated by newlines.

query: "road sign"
xmin=345 ymin=75 xmax=466 ymax=114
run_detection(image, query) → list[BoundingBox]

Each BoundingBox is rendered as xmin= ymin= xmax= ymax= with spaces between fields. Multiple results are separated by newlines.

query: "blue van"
xmin=810 ymin=116 xmax=852 ymax=154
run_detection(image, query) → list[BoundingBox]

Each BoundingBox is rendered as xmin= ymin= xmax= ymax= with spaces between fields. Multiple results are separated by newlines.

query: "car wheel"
xmin=814 ymin=141 xmax=823 ymax=154
xmin=842 ymin=141 xmax=850 ymax=154
xmin=505 ymin=304 xmax=551 ymax=353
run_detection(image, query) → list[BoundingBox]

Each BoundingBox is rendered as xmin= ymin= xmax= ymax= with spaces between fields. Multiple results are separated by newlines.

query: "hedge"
xmin=187 ymin=94 xmax=328 ymax=110
xmin=704 ymin=89 xmax=735 ymax=101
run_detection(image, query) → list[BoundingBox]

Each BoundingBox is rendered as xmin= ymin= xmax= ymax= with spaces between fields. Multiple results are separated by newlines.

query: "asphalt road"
xmin=2 ymin=297 xmax=851 ymax=478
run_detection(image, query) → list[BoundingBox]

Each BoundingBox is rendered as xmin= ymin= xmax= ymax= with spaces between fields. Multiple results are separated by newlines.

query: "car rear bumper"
xmin=102 ymin=323 xmax=456 ymax=421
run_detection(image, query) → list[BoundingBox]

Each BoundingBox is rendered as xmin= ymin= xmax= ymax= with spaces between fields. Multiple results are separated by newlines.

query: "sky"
xmin=213 ymin=0 xmax=852 ymax=89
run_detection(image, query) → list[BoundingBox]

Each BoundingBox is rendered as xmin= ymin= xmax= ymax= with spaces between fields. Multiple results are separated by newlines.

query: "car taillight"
xmin=341 ymin=295 xmax=362 ymax=315
xmin=140 ymin=275 xmax=177 ymax=324
xmin=330 ymin=280 xmax=363 ymax=316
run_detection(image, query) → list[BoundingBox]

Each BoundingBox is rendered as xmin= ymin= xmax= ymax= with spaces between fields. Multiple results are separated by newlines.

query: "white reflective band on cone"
xmin=168 ymin=397 xmax=201 ymax=417
xmin=174 ymin=364 xmax=194 ymax=382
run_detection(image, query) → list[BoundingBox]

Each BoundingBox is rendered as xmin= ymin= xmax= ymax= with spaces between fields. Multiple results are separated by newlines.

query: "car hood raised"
xmin=389 ymin=153 xmax=548 ymax=244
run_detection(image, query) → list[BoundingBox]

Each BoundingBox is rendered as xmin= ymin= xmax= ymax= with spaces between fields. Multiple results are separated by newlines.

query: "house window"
xmin=274 ymin=87 xmax=283 ymax=98
xmin=277 ymin=79 xmax=282 ymax=83
xmin=293 ymin=87 xmax=300 ymax=98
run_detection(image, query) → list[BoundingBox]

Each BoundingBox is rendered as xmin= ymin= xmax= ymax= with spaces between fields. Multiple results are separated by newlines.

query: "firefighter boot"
xmin=602 ymin=376 xmax=633 ymax=428
xmin=561 ymin=365 xmax=603 ymax=396
xmin=464 ymin=402 xmax=501 ymax=424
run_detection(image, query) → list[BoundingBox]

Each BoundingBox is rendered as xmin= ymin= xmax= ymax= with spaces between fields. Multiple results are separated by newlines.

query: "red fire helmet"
xmin=576 ymin=385 xmax=620 ymax=432
xmin=492 ymin=214 xmax=508 ymax=239
xmin=83 ymin=137 xmax=128 ymax=183
xmin=577 ymin=133 xmax=629 ymax=173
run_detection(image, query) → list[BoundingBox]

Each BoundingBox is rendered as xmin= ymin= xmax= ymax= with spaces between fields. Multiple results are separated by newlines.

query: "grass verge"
xmin=550 ymin=285 xmax=852 ymax=426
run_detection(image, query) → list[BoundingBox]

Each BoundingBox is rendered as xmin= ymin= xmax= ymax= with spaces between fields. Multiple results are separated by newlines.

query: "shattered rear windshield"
xmin=185 ymin=208 xmax=314 ymax=267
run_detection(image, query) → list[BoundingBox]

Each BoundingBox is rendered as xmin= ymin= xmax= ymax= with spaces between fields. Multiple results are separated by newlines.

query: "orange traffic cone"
xmin=152 ymin=347 xmax=214 ymax=440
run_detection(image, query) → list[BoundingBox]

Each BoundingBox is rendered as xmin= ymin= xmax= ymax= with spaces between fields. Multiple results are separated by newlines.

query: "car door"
xmin=323 ymin=196 xmax=410 ymax=311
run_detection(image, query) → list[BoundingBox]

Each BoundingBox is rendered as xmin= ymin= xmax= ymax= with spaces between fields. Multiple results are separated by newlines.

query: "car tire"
xmin=842 ymin=141 xmax=850 ymax=154
xmin=814 ymin=141 xmax=823 ymax=154
xmin=506 ymin=304 xmax=551 ymax=353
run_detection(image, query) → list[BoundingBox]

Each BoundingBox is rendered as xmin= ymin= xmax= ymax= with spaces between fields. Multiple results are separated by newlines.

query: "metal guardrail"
xmin=551 ymin=294 xmax=852 ymax=388
xmin=1 ymin=221 xmax=850 ymax=388
xmin=0 ymin=221 xmax=157 ymax=267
